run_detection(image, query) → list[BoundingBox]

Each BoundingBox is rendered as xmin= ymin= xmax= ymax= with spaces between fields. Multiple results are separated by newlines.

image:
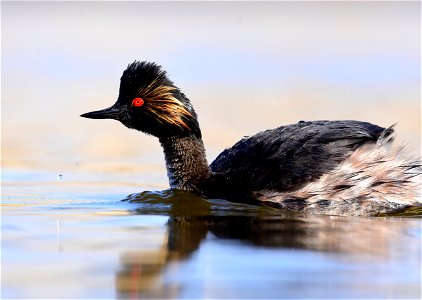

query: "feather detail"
xmin=256 ymin=138 xmax=421 ymax=216
xmin=138 ymin=82 xmax=192 ymax=130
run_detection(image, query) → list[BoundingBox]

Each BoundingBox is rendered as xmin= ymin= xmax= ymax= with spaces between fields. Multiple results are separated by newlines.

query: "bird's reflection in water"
xmin=115 ymin=190 xmax=421 ymax=299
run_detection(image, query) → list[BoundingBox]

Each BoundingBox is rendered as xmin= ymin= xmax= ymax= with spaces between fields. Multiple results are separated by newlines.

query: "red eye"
xmin=132 ymin=98 xmax=144 ymax=107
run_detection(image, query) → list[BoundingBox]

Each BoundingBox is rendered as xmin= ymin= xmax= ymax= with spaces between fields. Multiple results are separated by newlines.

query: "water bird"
xmin=81 ymin=61 xmax=421 ymax=216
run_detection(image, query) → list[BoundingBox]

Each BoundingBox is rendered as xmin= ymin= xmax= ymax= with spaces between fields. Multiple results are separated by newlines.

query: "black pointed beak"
xmin=80 ymin=106 xmax=121 ymax=120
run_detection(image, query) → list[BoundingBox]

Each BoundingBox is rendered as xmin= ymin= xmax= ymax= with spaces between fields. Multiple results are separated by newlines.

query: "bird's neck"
xmin=159 ymin=135 xmax=211 ymax=193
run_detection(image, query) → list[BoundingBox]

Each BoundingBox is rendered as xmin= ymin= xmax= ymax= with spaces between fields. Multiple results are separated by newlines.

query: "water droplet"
xmin=58 ymin=174 xmax=63 ymax=181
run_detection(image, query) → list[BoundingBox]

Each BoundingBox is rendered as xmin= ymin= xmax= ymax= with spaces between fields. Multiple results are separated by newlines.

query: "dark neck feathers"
xmin=159 ymin=135 xmax=211 ymax=193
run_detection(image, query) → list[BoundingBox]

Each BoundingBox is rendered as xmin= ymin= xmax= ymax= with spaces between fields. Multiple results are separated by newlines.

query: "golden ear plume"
xmin=139 ymin=78 xmax=193 ymax=130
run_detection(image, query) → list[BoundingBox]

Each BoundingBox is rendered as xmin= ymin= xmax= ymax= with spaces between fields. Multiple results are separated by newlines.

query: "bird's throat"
xmin=159 ymin=135 xmax=211 ymax=193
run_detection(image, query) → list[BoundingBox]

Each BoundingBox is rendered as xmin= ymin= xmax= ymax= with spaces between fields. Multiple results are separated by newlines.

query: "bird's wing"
xmin=210 ymin=120 xmax=392 ymax=193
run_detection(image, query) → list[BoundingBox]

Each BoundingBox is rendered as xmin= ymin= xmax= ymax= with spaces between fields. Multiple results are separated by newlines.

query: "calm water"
xmin=2 ymin=168 xmax=421 ymax=299
xmin=2 ymin=1 xmax=421 ymax=299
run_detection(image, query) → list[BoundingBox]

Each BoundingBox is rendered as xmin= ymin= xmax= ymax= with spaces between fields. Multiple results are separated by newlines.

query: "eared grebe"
xmin=81 ymin=61 xmax=421 ymax=216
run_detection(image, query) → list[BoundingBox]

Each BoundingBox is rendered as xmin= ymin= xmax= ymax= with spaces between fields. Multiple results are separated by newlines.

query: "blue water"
xmin=2 ymin=170 xmax=421 ymax=299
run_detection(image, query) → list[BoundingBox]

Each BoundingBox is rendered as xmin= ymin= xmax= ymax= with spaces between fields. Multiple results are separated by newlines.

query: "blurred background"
xmin=2 ymin=1 xmax=421 ymax=184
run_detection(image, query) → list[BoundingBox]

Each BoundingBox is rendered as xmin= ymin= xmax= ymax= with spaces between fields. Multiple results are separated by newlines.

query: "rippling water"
xmin=2 ymin=170 xmax=421 ymax=299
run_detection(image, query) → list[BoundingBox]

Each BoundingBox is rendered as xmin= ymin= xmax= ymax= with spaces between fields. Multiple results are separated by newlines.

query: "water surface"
xmin=2 ymin=171 xmax=421 ymax=299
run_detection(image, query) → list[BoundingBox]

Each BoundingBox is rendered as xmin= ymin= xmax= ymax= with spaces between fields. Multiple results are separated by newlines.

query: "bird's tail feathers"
xmin=257 ymin=138 xmax=421 ymax=216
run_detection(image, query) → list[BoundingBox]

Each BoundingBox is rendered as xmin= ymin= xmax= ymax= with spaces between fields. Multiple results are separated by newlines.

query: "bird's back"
xmin=209 ymin=120 xmax=422 ymax=216
xmin=210 ymin=120 xmax=389 ymax=193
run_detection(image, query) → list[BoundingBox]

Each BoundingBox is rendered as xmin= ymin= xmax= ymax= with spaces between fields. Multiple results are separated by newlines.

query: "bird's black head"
xmin=81 ymin=61 xmax=201 ymax=138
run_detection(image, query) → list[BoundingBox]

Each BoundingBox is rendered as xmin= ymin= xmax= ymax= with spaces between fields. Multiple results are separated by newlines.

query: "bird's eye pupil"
xmin=132 ymin=98 xmax=144 ymax=107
